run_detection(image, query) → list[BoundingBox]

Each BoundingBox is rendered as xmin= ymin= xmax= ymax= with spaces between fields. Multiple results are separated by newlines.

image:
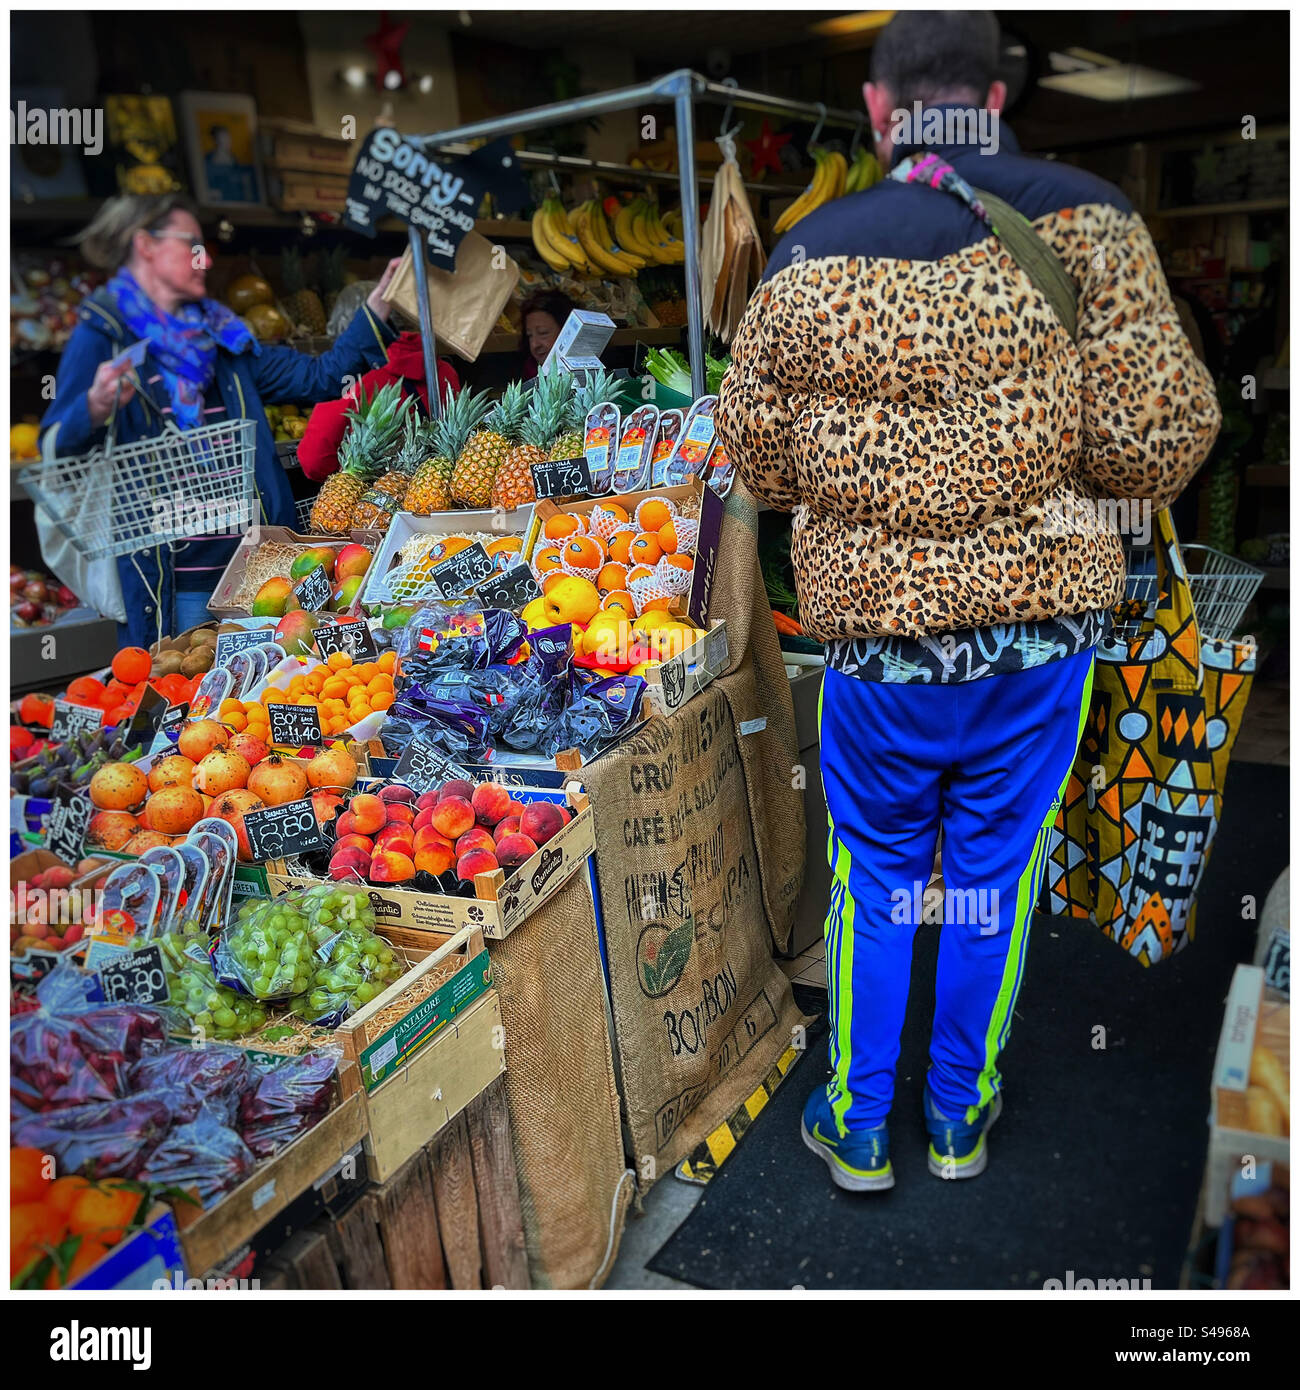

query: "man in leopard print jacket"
xmin=717 ymin=11 xmax=1220 ymax=1194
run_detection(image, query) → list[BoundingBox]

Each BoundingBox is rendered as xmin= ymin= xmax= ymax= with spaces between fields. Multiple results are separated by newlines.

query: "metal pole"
xmin=407 ymin=223 xmax=442 ymax=422
xmin=693 ymin=77 xmax=864 ymax=131
xmin=674 ymin=82 xmax=706 ymax=399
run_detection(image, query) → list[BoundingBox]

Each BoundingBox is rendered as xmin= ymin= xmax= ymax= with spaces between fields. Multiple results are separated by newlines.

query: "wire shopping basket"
xmin=20 ymin=406 xmax=258 ymax=563
xmin=1111 ymin=543 xmax=1266 ymax=643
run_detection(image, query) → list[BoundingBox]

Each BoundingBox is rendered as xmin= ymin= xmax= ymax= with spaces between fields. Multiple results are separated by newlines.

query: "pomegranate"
xmin=145 ymin=786 xmax=205 ymax=835
xmin=212 ymin=789 xmax=266 ymax=863
xmin=84 ymin=810 xmax=141 ymax=852
xmin=247 ymin=753 xmax=308 ymax=807
xmin=228 ymin=732 xmax=270 ymax=767
xmin=305 ymin=744 xmax=358 ymax=791
xmin=147 ymin=754 xmax=196 ymax=793
xmin=123 ymin=830 xmax=177 ymax=855
xmin=88 ymin=761 xmax=149 ymax=811
xmin=193 ymin=748 xmax=251 ymax=796
xmin=178 ymin=719 xmax=229 ymax=762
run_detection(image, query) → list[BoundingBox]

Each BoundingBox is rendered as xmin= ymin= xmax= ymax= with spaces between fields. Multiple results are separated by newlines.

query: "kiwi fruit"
xmin=180 ymin=646 xmax=214 ymax=677
xmin=151 ymin=650 xmax=186 ymax=677
xmin=189 ymin=628 xmax=218 ymax=647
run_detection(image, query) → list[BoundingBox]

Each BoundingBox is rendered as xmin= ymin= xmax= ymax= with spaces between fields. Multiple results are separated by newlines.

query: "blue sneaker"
xmin=800 ymin=1087 xmax=894 ymax=1192
xmin=924 ymin=1084 xmax=1003 ymax=1180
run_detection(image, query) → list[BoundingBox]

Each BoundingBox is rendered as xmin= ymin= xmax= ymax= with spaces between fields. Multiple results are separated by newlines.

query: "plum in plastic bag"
xmin=12 ymin=1095 xmax=173 ymax=1179
xmin=238 ymin=1051 xmax=337 ymax=1159
xmin=137 ymin=1105 xmax=258 ymax=1207
xmin=130 ymin=1045 xmax=254 ymax=1127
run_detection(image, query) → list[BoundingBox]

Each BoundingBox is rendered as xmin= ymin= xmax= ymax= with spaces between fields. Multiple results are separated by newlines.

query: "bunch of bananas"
xmin=571 ymin=199 xmax=650 ymax=276
xmin=613 ymin=198 xmax=686 ymax=265
xmin=531 ymin=196 xmax=601 ymax=276
xmin=843 ymin=147 xmax=882 ymax=194
xmin=772 ymin=147 xmax=848 ymax=236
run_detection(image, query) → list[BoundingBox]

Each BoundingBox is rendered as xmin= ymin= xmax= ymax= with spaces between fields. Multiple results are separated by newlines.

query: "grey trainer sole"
xmin=927 ymin=1092 xmax=1003 ymax=1180
xmin=801 ymin=1120 xmax=896 ymax=1192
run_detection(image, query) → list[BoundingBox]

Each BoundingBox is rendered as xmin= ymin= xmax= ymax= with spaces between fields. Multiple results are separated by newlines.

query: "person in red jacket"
xmin=296 ymin=331 xmax=460 ymax=481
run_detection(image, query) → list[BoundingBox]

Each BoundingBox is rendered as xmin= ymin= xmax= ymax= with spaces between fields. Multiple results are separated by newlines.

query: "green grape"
xmin=214 ymin=1008 xmax=237 ymax=1029
xmin=355 ymin=981 xmax=377 ymax=1005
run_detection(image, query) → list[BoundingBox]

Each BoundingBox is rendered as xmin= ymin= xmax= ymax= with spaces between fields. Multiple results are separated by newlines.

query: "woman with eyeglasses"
xmin=38 ymin=193 xmax=401 ymax=646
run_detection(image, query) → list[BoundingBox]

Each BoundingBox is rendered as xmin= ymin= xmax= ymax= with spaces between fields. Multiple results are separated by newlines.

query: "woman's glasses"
xmin=150 ymin=230 xmax=209 ymax=254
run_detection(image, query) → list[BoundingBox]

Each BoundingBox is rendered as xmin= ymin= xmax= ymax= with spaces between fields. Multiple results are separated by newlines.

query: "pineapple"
xmin=352 ymin=410 xmax=425 ymax=530
xmin=281 ymin=247 xmax=326 ymax=335
xmin=450 ymin=380 xmax=528 ymax=510
xmin=492 ymin=373 xmax=574 ymax=510
xmin=550 ymin=367 xmax=622 ymax=461
xmin=406 ymin=387 xmax=493 ymax=515
xmin=308 ymin=380 xmax=408 ymax=534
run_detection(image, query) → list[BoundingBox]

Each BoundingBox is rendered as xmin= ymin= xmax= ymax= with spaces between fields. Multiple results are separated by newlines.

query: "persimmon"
xmin=111 ymin=647 xmax=151 ymax=684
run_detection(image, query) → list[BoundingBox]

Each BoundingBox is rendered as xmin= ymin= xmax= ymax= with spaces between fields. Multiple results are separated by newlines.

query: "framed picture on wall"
xmin=179 ymin=91 xmax=265 ymax=206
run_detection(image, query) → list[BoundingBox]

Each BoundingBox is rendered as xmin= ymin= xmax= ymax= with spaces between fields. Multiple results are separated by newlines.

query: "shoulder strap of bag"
xmin=890 ymin=153 xmax=1077 ymax=342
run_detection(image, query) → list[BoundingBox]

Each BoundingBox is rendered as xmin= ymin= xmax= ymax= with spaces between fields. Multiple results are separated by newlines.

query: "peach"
xmin=456 ymin=848 xmax=499 ymax=881
xmin=384 ymin=803 xmax=415 ymax=826
xmin=32 ymin=866 xmax=76 ymax=891
xmin=378 ymin=784 xmax=417 ymax=804
xmin=496 ymin=833 xmax=538 ymax=868
xmin=519 ymin=801 xmax=565 ymax=846
xmin=329 ymin=847 xmax=371 ymax=881
xmin=471 ymin=782 xmax=512 ymax=828
xmin=492 ymin=815 xmax=522 ymax=845
xmin=437 ymin=779 xmax=475 ymax=805
xmin=333 ymin=833 xmax=374 ymax=855
xmin=415 ymin=843 xmax=455 ymax=876
xmin=413 ymin=807 xmax=436 ymax=832
xmin=349 ymin=793 xmax=386 ymax=835
xmin=375 ymin=824 xmax=415 ymax=855
xmin=455 ymin=826 xmax=496 ymax=858
xmin=334 ymin=810 xmax=359 ymax=838
xmin=416 ymin=790 xmax=440 ymax=812
xmin=311 ymin=789 xmax=345 ymax=827
xmin=414 ymin=825 xmax=454 ymax=854
xmin=370 ymin=849 xmax=416 ymax=883
xmin=432 ymin=797 xmax=475 ymax=839
xmin=505 ymin=799 xmax=527 ymax=820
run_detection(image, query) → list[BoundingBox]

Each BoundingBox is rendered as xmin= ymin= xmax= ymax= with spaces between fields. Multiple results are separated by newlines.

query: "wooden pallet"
xmin=258 ymin=1074 xmax=529 ymax=1290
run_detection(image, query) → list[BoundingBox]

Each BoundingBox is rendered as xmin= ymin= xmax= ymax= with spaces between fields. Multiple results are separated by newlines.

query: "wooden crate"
xmin=259 ymin=1075 xmax=529 ymax=1289
xmin=360 ymin=989 xmax=505 ymax=1184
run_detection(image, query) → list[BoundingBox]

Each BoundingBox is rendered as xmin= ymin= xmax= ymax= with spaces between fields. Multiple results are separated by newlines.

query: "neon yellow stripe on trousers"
xmin=972 ymin=657 xmax=1095 ymax=1117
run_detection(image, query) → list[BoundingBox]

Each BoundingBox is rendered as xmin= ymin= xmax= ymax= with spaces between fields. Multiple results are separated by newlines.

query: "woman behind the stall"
xmin=39 ymin=194 xmax=402 ymax=646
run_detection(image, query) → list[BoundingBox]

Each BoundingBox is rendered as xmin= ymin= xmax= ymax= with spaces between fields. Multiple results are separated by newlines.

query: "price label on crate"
xmin=292 ymin=564 xmax=333 ymax=613
xmin=268 ymin=703 xmax=323 ymax=748
xmin=97 ymin=944 xmax=169 ymax=1006
xmin=531 ymin=455 xmax=592 ymax=500
xmin=315 ymin=621 xmax=378 ymax=664
xmin=429 ymin=542 xmax=496 ymax=600
xmin=49 ymin=700 xmax=104 ymax=743
xmin=243 ymin=797 xmax=328 ymax=862
xmin=474 ymin=563 xmax=542 ymax=611
xmin=46 ymin=790 xmax=93 ymax=864
xmin=214 ymin=626 xmax=278 ymax=667
xmin=392 ymin=735 xmax=472 ymax=795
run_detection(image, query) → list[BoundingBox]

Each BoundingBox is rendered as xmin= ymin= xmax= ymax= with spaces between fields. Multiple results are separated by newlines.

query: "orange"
xmin=596 ymin=561 xmax=629 ymax=594
xmin=111 ymin=647 xmax=152 ymax=685
xmin=657 ymin=519 xmax=681 ymax=554
xmin=487 ymin=536 xmax=524 ymax=557
xmin=11 ymin=1202 xmax=63 ymax=1278
xmin=599 ymin=502 xmax=629 ymax=524
xmin=10 ymin=1147 xmax=52 ymax=1204
xmin=629 ymin=533 xmax=662 ymax=566
xmin=534 ymin=544 xmax=565 ymax=574
xmin=665 ymin=553 xmax=694 ymax=572
xmin=606 ymin=530 xmax=635 ymax=564
xmin=46 ymin=1236 xmax=112 ymax=1290
xmin=637 ymin=498 xmax=673 ymax=533
xmin=46 ymin=1175 xmax=92 ymax=1221
xmin=371 ymin=692 xmax=395 ymax=711
xmin=68 ymin=1181 xmax=142 ymax=1244
xmin=543 ymin=513 xmax=585 ymax=541
xmin=563 ymin=535 xmax=604 ymax=571
xmin=602 ymin=590 xmax=636 ymax=617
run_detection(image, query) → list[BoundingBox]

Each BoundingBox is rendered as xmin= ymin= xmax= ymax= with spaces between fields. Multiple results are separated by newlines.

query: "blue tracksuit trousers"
xmin=817 ymin=648 xmax=1095 ymax=1132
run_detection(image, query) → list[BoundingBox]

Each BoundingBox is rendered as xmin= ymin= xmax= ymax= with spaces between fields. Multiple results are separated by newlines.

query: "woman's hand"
xmin=366 ymin=258 xmax=403 ymax=322
xmin=86 ymin=357 xmax=137 ymax=427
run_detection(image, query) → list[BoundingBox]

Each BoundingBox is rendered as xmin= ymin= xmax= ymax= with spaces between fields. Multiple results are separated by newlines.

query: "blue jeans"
xmin=173 ymin=588 xmax=214 ymax=636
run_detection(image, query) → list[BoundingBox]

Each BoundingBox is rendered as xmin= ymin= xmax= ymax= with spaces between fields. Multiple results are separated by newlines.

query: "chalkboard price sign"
xmin=315 ymin=621 xmax=379 ymax=664
xmin=530 ymin=456 xmax=592 ymax=501
xmin=50 ymin=700 xmax=104 ymax=743
xmin=430 ymin=542 xmax=496 ymax=600
xmin=46 ymin=790 xmax=93 ymax=864
xmin=147 ymin=701 xmax=190 ymax=756
xmin=98 ymin=944 xmax=169 ymax=1005
xmin=213 ymin=627 xmax=278 ymax=667
xmin=268 ymin=703 xmax=323 ymax=748
xmin=475 ymin=564 xmax=542 ymax=612
xmin=243 ymin=797 xmax=329 ymax=862
xmin=292 ymin=565 xmax=333 ymax=613
xmin=392 ymin=735 xmax=472 ymax=795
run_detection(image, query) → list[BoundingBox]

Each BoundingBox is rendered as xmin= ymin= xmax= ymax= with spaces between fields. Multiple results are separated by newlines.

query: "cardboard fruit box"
xmin=531 ymin=475 xmax=724 ymax=626
xmin=267 ymin=787 xmax=594 ymax=940
xmin=207 ymin=526 xmax=382 ymax=620
xmin=642 ymin=618 xmax=732 ymax=716
xmin=69 ymin=1203 xmax=186 ymax=1290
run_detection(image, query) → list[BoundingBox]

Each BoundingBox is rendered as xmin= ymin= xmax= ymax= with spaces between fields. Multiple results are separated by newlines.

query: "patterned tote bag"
xmin=1042 ymin=510 xmax=1257 ymax=964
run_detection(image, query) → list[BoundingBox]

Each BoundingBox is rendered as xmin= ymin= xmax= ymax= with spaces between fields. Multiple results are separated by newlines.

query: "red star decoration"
xmin=365 ymin=11 xmax=410 ymax=92
xmin=744 ymin=119 xmax=792 ymax=178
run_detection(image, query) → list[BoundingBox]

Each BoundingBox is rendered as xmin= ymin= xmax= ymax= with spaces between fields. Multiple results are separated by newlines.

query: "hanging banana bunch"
xmin=843 ymin=147 xmax=882 ymax=194
xmin=771 ymin=146 xmax=849 ymax=237
xmin=531 ymin=195 xmax=600 ymax=276
xmin=570 ymin=198 xmax=649 ymax=277
xmin=613 ymin=196 xmax=686 ymax=265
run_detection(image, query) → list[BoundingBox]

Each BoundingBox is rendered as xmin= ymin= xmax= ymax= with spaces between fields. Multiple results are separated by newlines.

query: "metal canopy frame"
xmin=405 ymin=68 xmax=867 ymax=400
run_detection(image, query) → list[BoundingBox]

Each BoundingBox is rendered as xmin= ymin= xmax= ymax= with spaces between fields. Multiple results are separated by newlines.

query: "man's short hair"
xmin=869 ymin=10 xmax=1001 ymax=107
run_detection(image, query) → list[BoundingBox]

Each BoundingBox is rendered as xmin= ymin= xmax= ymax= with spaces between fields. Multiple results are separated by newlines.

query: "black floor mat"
xmin=649 ymin=762 xmax=1288 ymax=1290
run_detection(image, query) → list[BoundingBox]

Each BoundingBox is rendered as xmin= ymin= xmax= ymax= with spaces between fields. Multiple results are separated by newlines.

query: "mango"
xmin=251 ymin=576 xmax=294 ymax=618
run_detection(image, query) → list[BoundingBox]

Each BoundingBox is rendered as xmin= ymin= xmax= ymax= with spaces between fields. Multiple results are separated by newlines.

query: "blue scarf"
xmin=105 ymin=268 xmax=253 ymax=430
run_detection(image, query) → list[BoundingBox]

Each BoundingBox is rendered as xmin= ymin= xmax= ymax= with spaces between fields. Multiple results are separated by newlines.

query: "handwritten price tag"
xmin=474 ymin=564 xmax=541 ymax=611
xmin=268 ymin=704 xmax=323 ymax=748
xmin=292 ymin=565 xmax=333 ymax=613
xmin=392 ymin=735 xmax=472 ymax=795
xmin=46 ymin=791 xmax=93 ymax=864
xmin=98 ymin=944 xmax=169 ymax=1005
xmin=50 ymin=700 xmax=104 ymax=742
xmin=429 ymin=542 xmax=496 ymax=600
xmin=315 ymin=621 xmax=378 ymax=663
xmin=243 ymin=797 xmax=329 ymax=862
xmin=214 ymin=627 xmax=278 ymax=667
xmin=530 ymin=456 xmax=592 ymax=500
